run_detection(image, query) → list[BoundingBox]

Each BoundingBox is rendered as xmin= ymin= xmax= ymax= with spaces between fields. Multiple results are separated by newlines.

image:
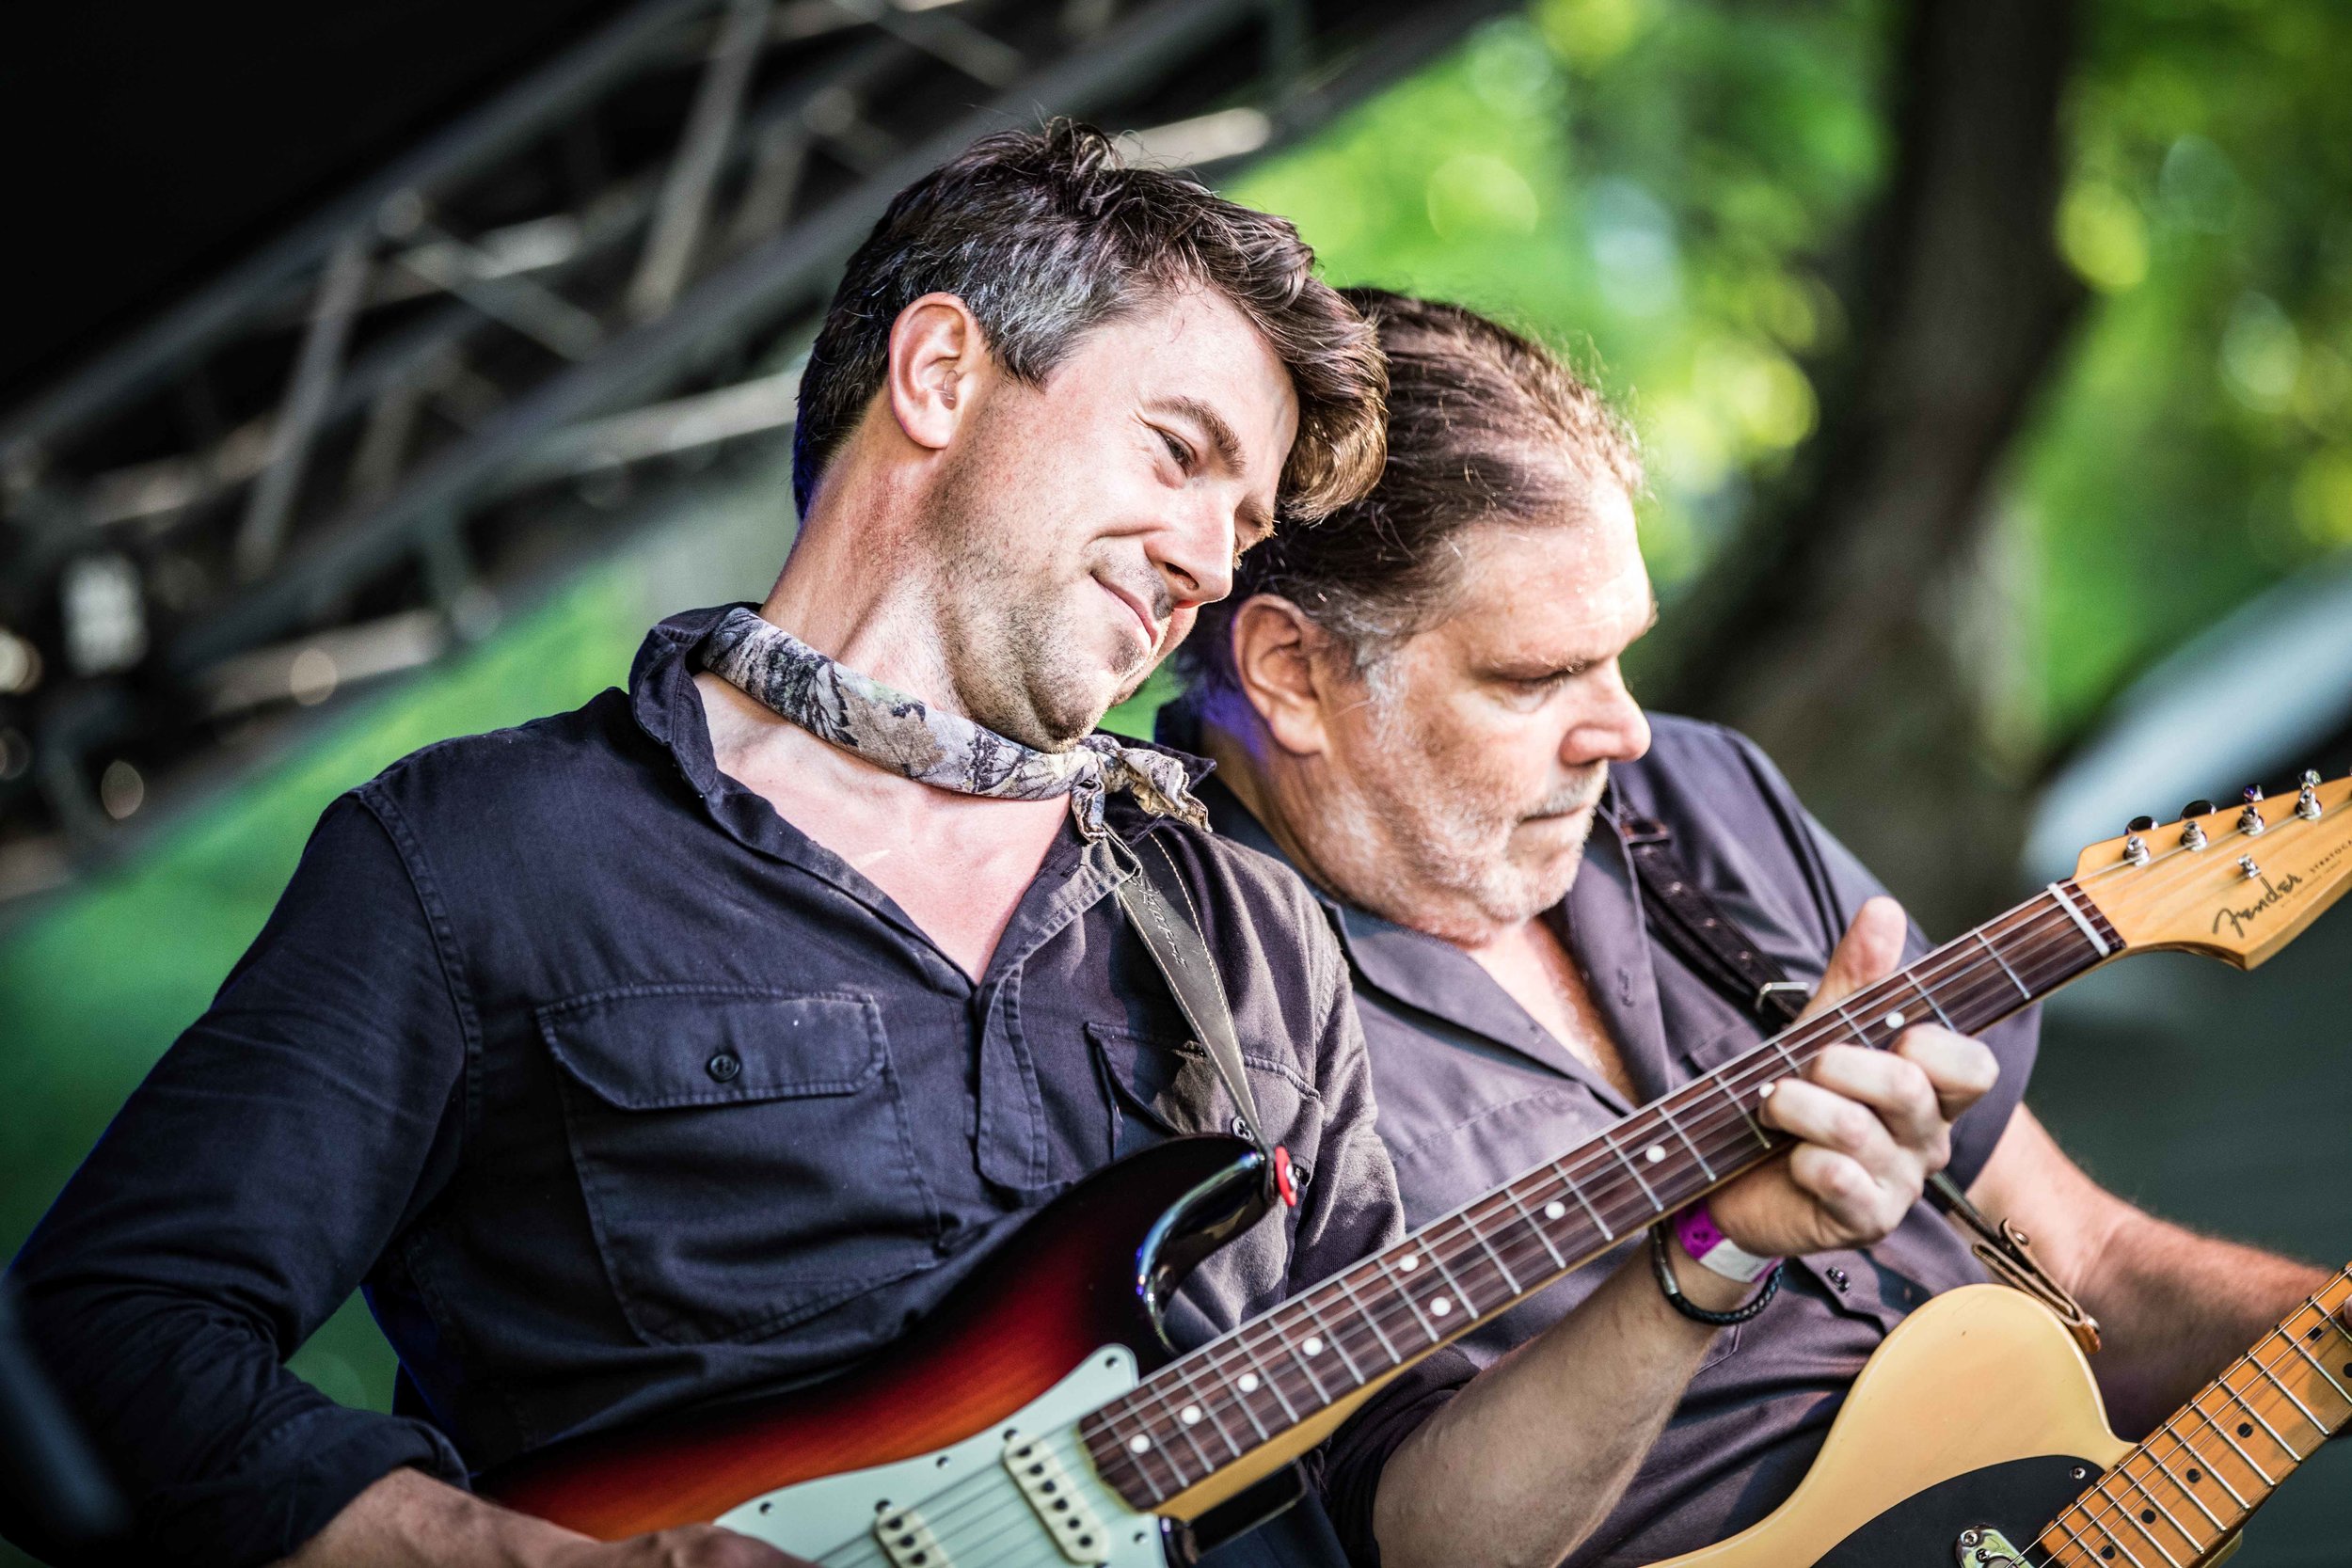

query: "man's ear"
xmin=1230 ymin=594 xmax=1341 ymax=758
xmin=884 ymin=293 xmax=985 ymax=452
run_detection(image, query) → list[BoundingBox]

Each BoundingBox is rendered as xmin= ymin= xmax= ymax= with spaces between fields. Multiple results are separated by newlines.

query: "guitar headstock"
xmin=2072 ymin=771 xmax=2352 ymax=969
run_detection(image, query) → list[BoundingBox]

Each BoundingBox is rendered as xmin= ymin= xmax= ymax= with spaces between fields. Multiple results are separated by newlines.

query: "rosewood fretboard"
xmin=1079 ymin=880 xmax=2125 ymax=1507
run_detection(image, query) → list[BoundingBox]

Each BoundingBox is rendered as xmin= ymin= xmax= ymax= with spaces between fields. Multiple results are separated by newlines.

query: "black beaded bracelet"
xmin=1649 ymin=1221 xmax=1782 ymax=1326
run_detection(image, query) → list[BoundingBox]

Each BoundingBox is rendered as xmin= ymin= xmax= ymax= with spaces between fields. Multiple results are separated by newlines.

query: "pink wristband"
xmin=1674 ymin=1204 xmax=1780 ymax=1285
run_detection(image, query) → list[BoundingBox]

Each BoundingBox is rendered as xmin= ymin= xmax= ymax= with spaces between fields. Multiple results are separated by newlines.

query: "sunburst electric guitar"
xmin=1652 ymin=1271 xmax=2352 ymax=1568
xmin=487 ymin=775 xmax=2352 ymax=1567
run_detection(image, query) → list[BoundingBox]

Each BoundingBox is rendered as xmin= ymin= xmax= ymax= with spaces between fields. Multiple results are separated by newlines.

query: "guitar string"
xmin=789 ymin=803 xmax=2331 ymax=1560
xmin=2040 ymin=1280 xmax=2352 ymax=1568
xmin=790 ymin=911 xmax=2114 ymax=1564
xmin=1091 ymin=810 xmax=2332 ymax=1511
xmin=1090 ymin=887 xmax=2116 ymax=1487
xmin=1095 ymin=801 xmax=2320 ymax=1483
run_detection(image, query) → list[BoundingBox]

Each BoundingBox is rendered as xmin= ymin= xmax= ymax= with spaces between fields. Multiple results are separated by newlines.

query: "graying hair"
xmin=1184 ymin=289 xmax=1641 ymax=694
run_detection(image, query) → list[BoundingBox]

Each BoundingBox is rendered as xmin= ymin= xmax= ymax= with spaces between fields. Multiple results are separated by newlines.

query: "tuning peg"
xmin=2127 ymin=815 xmax=2156 ymax=834
xmin=2239 ymin=855 xmax=2263 ymax=880
xmin=2239 ymin=803 xmax=2266 ymax=835
xmin=2182 ymin=800 xmax=2216 ymax=818
xmin=2299 ymin=771 xmax=2325 ymax=820
xmin=2122 ymin=833 xmax=2150 ymax=866
xmin=2245 ymin=784 xmax=2265 ymax=802
xmin=2182 ymin=818 xmax=2210 ymax=851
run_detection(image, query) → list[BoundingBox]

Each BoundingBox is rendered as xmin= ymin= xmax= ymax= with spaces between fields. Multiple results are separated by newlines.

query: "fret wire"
xmin=2104 ymin=1457 xmax=2198 ymax=1560
xmin=1165 ymin=1401 xmax=1220 ymax=1474
xmin=1468 ymin=1214 xmax=1524 ymax=1298
xmin=1602 ymin=1131 xmax=1662 ymax=1212
xmin=2141 ymin=1448 xmax=2226 ymax=1535
xmin=1191 ymin=1385 xmax=1250 ymax=1463
xmin=2165 ymin=1409 xmax=2256 ymax=1506
xmin=1710 ymin=1071 xmax=1773 ymax=1148
xmin=1661 ymin=1101 xmax=1717 ymax=1181
xmin=2104 ymin=1486 xmax=2185 ymax=1568
xmin=1299 ymin=1293 xmax=1368 ymax=1386
xmin=1103 ymin=895 xmax=2119 ymax=1484
xmin=2247 ymin=1358 xmax=2327 ymax=1432
xmin=1505 ymin=1183 xmax=1570 ymax=1270
xmin=1380 ymin=1254 xmax=1443 ymax=1343
xmin=2277 ymin=1325 xmax=2352 ymax=1405
xmin=2216 ymin=1377 xmax=2303 ymax=1462
xmin=1557 ymin=1164 xmax=1616 ymax=1243
xmin=1332 ymin=1269 xmax=1405 ymax=1366
xmin=2041 ymin=1512 xmax=2106 ymax=1568
xmin=1420 ymin=1232 xmax=1481 ymax=1324
xmin=2058 ymin=1505 xmax=2145 ymax=1568
xmin=1284 ymin=1329 xmax=1334 ymax=1403
xmin=1908 ymin=969 xmax=1958 ymax=1029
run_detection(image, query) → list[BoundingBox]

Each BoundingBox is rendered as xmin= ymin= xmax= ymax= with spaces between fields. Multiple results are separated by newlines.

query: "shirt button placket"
xmin=707 ymin=1051 xmax=742 ymax=1084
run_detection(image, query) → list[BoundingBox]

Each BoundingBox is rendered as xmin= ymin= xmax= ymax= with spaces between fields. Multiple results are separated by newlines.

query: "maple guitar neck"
xmin=1079 ymin=879 xmax=2126 ymax=1508
xmin=2030 ymin=1265 xmax=2352 ymax=1567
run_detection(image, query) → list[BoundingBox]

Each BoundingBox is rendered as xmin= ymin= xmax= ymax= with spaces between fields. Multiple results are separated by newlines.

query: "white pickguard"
xmin=715 ymin=1345 xmax=1165 ymax=1568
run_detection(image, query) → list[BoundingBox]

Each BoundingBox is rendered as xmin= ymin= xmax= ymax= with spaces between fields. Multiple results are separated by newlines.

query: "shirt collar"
xmin=1156 ymin=690 xmax=1674 ymax=1106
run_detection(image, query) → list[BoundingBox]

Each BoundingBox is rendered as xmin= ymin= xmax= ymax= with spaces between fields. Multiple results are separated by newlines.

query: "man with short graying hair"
xmin=1172 ymin=289 xmax=2334 ymax=1568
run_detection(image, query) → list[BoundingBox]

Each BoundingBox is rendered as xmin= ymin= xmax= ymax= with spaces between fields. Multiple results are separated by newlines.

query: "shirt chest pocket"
xmin=539 ymin=987 xmax=944 ymax=1347
xmin=1085 ymin=1023 xmax=1315 ymax=1162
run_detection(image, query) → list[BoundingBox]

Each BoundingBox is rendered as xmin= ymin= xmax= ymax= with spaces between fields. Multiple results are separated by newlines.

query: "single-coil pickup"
xmin=1003 ymin=1436 xmax=1111 ymax=1564
xmin=874 ymin=1505 xmax=949 ymax=1568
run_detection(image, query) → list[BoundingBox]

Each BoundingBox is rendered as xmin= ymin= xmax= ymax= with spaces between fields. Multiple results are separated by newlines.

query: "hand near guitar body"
xmin=1371 ymin=895 xmax=1999 ymax=1568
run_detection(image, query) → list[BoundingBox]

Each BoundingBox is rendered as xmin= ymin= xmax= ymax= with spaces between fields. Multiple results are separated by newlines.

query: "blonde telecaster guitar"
xmin=1656 ymin=1271 xmax=2352 ymax=1568
xmin=490 ymin=777 xmax=2352 ymax=1566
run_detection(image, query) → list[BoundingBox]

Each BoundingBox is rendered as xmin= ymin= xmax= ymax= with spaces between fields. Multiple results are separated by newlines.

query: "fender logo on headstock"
xmin=2213 ymin=871 xmax=2307 ymax=940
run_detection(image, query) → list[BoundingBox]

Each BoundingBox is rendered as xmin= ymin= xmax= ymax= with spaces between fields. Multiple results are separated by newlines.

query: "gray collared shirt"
xmin=8 ymin=607 xmax=1406 ymax=1566
xmin=1158 ymin=701 xmax=2039 ymax=1567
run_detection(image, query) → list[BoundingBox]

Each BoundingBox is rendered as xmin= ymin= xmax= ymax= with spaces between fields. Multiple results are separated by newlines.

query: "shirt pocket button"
xmin=707 ymin=1051 xmax=743 ymax=1083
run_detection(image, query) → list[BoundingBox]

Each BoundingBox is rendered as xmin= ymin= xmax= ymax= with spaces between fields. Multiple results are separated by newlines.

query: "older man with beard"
xmin=1167 ymin=290 xmax=2335 ymax=1568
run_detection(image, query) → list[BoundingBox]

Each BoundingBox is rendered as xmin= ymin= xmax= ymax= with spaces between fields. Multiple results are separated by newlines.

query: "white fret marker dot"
xmin=1883 ymin=1011 xmax=1906 ymax=1031
xmin=1397 ymin=1254 xmax=1418 ymax=1272
xmin=1181 ymin=1405 xmax=1202 ymax=1426
xmin=1645 ymin=1144 xmax=1665 ymax=1164
xmin=1544 ymin=1201 xmax=1566 ymax=1220
xmin=1303 ymin=1336 xmax=1325 ymax=1356
xmin=1237 ymin=1372 xmax=1260 ymax=1393
xmin=1128 ymin=1434 xmax=1152 ymax=1453
xmin=1430 ymin=1295 xmax=1452 ymax=1317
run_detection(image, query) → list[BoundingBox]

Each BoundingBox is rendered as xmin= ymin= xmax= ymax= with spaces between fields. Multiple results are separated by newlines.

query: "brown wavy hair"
xmin=793 ymin=119 xmax=1386 ymax=522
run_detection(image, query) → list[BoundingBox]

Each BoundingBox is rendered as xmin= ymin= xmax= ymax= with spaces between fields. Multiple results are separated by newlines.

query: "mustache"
xmin=1526 ymin=767 xmax=1609 ymax=819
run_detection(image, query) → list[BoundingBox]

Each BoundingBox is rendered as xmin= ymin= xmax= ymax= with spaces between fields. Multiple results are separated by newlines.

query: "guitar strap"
xmin=1613 ymin=807 xmax=2103 ymax=1354
xmin=1109 ymin=831 xmax=1275 ymax=1164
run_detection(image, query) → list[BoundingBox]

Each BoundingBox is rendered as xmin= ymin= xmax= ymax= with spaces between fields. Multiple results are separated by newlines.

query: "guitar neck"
xmin=2033 ymin=1266 xmax=2352 ymax=1567
xmin=1080 ymin=881 xmax=2125 ymax=1508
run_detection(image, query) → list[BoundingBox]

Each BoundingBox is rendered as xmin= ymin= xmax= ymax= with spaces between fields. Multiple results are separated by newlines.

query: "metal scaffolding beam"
xmin=0 ymin=0 xmax=1510 ymax=905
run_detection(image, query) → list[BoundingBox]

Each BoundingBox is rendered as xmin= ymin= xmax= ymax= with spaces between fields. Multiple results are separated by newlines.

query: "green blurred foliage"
xmin=2019 ymin=0 xmax=2352 ymax=739
xmin=2 ymin=0 xmax=2348 ymax=1548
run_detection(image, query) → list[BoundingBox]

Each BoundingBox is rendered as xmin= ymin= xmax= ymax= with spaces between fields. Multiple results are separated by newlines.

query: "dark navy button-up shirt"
xmin=1158 ymin=701 xmax=2040 ymax=1568
xmin=8 ymin=607 xmax=1411 ymax=1567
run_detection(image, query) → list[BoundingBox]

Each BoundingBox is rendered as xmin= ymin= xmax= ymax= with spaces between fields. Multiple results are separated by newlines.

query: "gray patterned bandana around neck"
xmin=697 ymin=606 xmax=1208 ymax=841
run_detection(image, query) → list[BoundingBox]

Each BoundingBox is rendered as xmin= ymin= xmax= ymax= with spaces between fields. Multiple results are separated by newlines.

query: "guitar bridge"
xmin=1004 ymin=1435 xmax=1113 ymax=1564
xmin=874 ymin=1505 xmax=949 ymax=1568
xmin=1955 ymin=1526 xmax=2029 ymax=1567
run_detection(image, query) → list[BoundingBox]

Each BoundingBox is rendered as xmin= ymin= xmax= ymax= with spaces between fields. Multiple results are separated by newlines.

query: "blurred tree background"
xmin=6 ymin=0 xmax=2352 ymax=1560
